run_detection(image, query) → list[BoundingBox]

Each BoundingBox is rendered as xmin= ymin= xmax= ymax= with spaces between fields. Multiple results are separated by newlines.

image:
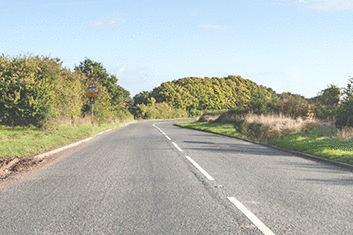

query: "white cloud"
xmin=90 ymin=14 xmax=125 ymax=30
xmin=199 ymin=24 xmax=230 ymax=34
xmin=111 ymin=64 xmax=159 ymax=96
xmin=309 ymin=0 xmax=353 ymax=11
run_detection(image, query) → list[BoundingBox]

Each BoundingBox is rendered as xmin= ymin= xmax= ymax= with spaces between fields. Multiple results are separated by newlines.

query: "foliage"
xmin=133 ymin=102 xmax=188 ymax=120
xmin=0 ymin=55 xmax=65 ymax=126
xmin=310 ymin=84 xmax=341 ymax=120
xmin=335 ymin=78 xmax=353 ymax=128
xmin=273 ymin=92 xmax=311 ymax=118
xmin=132 ymin=75 xmax=274 ymax=116
xmin=198 ymin=111 xmax=316 ymax=142
xmin=74 ymin=58 xmax=132 ymax=108
xmin=131 ymin=75 xmax=319 ymax=120
xmin=246 ymin=85 xmax=277 ymax=114
xmin=0 ymin=54 xmax=132 ymax=127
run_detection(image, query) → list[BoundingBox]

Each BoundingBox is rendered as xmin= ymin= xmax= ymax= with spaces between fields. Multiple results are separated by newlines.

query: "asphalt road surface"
xmin=1 ymin=120 xmax=352 ymax=234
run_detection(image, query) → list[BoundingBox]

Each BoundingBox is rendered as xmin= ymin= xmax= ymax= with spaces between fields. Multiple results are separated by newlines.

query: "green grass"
xmin=268 ymin=128 xmax=353 ymax=164
xmin=0 ymin=120 xmax=136 ymax=159
xmin=176 ymin=121 xmax=246 ymax=139
xmin=175 ymin=121 xmax=353 ymax=165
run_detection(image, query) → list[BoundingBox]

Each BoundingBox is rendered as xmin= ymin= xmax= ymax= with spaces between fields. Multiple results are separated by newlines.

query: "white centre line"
xmin=155 ymin=122 xmax=273 ymax=234
xmin=185 ymin=156 xmax=215 ymax=181
xmin=172 ymin=142 xmax=183 ymax=152
xmin=153 ymin=123 xmax=172 ymax=140
xmin=227 ymin=197 xmax=275 ymax=235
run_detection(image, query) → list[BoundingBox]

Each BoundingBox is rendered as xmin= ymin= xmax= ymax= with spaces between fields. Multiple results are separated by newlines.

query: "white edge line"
xmin=185 ymin=156 xmax=215 ymax=181
xmin=165 ymin=135 xmax=171 ymax=140
xmin=227 ymin=197 xmax=275 ymax=235
xmin=35 ymin=123 xmax=132 ymax=160
xmin=98 ymin=128 xmax=112 ymax=135
xmin=172 ymin=142 xmax=183 ymax=152
xmin=35 ymin=137 xmax=94 ymax=159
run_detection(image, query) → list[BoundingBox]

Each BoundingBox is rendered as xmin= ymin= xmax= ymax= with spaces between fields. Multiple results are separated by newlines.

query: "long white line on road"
xmin=35 ymin=137 xmax=93 ymax=159
xmin=172 ymin=142 xmax=183 ymax=152
xmin=185 ymin=156 xmax=215 ymax=181
xmin=227 ymin=197 xmax=275 ymax=235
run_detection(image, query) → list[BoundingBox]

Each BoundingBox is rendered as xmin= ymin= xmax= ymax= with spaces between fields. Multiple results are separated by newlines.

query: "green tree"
xmin=74 ymin=58 xmax=131 ymax=107
xmin=313 ymin=84 xmax=341 ymax=120
xmin=275 ymin=92 xmax=310 ymax=118
xmin=74 ymin=58 xmax=132 ymax=119
xmin=130 ymin=75 xmax=275 ymax=117
xmin=0 ymin=54 xmax=62 ymax=126
xmin=336 ymin=78 xmax=353 ymax=127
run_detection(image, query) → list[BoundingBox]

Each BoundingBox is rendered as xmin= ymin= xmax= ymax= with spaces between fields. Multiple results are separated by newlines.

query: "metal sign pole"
xmin=92 ymin=104 xmax=94 ymax=121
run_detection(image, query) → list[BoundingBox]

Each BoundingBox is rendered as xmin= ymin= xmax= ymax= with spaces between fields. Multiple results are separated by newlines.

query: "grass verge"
xmin=175 ymin=121 xmax=353 ymax=165
xmin=0 ymin=120 xmax=137 ymax=159
xmin=176 ymin=121 xmax=246 ymax=139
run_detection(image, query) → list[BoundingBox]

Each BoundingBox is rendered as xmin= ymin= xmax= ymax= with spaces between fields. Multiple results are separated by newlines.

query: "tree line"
xmin=131 ymin=75 xmax=352 ymax=128
xmin=0 ymin=54 xmax=131 ymax=127
xmin=1 ymin=53 xmax=352 ymax=129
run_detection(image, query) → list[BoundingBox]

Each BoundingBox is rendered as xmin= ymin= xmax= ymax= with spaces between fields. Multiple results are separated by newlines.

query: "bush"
xmin=0 ymin=54 xmax=132 ymax=127
xmin=336 ymin=78 xmax=353 ymax=128
xmin=133 ymin=102 xmax=188 ymax=120
xmin=0 ymin=55 xmax=62 ymax=126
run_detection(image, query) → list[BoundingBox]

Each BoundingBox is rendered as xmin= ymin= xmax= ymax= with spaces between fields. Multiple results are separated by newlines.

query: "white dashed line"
xmin=153 ymin=123 xmax=172 ymax=140
xmin=172 ymin=142 xmax=183 ymax=152
xmin=155 ymin=122 xmax=274 ymax=234
xmin=185 ymin=156 xmax=215 ymax=181
xmin=227 ymin=197 xmax=275 ymax=235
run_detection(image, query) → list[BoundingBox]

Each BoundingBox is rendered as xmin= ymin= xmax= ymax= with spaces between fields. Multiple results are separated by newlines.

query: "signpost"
xmin=85 ymin=81 xmax=98 ymax=121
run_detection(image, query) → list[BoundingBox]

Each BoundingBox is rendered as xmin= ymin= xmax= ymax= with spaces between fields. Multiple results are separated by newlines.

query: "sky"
xmin=1 ymin=0 xmax=352 ymax=98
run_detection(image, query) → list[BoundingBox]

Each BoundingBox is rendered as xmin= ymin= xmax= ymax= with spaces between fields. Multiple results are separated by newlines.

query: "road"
xmin=0 ymin=120 xmax=352 ymax=234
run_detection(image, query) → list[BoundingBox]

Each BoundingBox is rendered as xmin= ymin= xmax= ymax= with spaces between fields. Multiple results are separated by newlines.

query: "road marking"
xmin=172 ymin=142 xmax=183 ymax=152
xmin=153 ymin=123 xmax=172 ymax=140
xmin=35 ymin=137 xmax=93 ymax=159
xmin=227 ymin=197 xmax=275 ymax=235
xmin=185 ymin=156 xmax=215 ymax=181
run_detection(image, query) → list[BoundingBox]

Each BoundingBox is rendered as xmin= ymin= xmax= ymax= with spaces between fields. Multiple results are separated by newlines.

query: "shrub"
xmin=0 ymin=55 xmax=62 ymax=126
xmin=133 ymin=102 xmax=188 ymax=120
xmin=0 ymin=54 xmax=132 ymax=127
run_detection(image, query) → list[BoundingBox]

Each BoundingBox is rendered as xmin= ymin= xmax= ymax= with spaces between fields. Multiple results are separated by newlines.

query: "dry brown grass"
xmin=222 ymin=113 xmax=353 ymax=141
xmin=45 ymin=115 xmax=93 ymax=128
xmin=73 ymin=115 xmax=93 ymax=126
xmin=243 ymin=114 xmax=313 ymax=133
xmin=337 ymin=126 xmax=353 ymax=141
xmin=49 ymin=117 xmax=73 ymax=126
xmin=200 ymin=111 xmax=353 ymax=141
xmin=197 ymin=114 xmax=221 ymax=122
xmin=218 ymin=113 xmax=315 ymax=133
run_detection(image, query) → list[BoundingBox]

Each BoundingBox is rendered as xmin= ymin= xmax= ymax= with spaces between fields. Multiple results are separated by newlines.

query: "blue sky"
xmin=1 ymin=0 xmax=352 ymax=98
